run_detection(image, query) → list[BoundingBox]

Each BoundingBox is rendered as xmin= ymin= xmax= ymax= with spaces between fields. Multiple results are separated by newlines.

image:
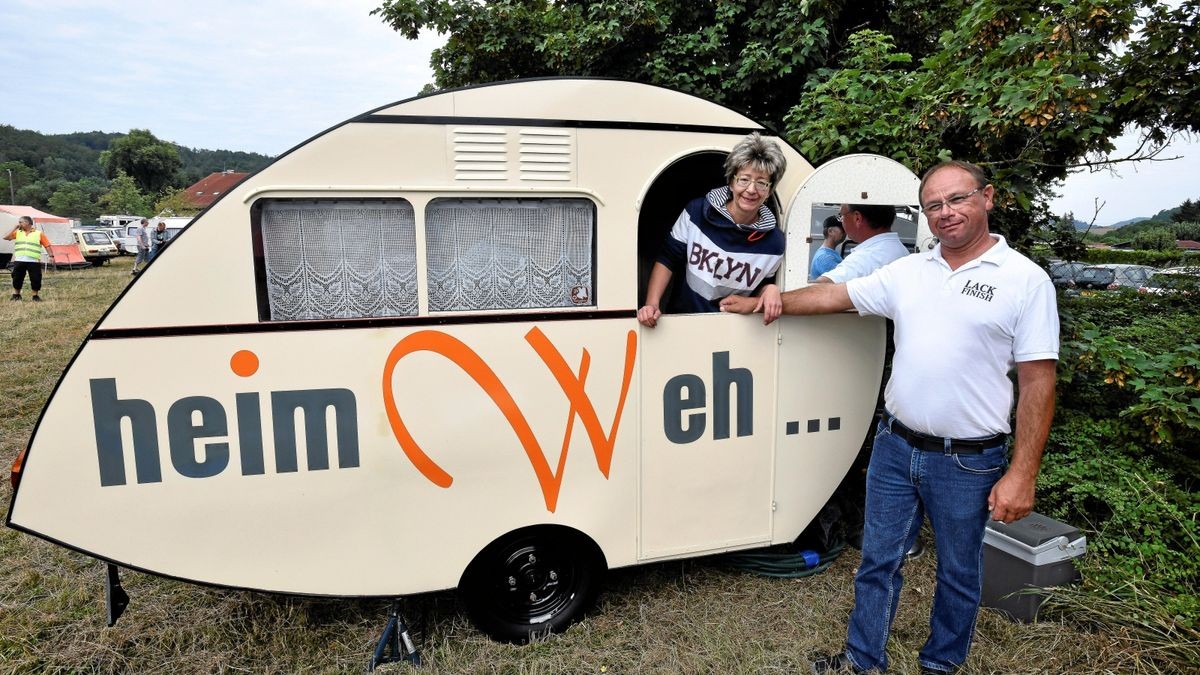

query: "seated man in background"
xmin=815 ymin=203 xmax=908 ymax=284
xmin=810 ymin=215 xmax=845 ymax=280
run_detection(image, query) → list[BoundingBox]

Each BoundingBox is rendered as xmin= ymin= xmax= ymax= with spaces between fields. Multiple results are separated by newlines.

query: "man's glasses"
xmin=734 ymin=176 xmax=771 ymax=192
xmin=922 ymin=187 xmax=983 ymax=215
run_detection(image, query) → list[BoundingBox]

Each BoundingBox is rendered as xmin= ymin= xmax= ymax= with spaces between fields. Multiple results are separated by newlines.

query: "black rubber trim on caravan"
xmin=89 ymin=309 xmax=637 ymax=340
xmin=358 ymin=114 xmax=763 ymax=136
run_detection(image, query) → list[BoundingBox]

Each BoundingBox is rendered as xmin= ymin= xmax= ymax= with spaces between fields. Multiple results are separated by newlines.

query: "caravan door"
xmin=768 ymin=154 xmax=933 ymax=540
xmin=785 ymin=153 xmax=933 ymax=283
xmin=638 ymin=315 xmax=778 ymax=560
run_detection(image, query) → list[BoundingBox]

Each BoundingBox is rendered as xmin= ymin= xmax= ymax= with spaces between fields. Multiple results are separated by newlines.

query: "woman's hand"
xmin=637 ymin=304 xmax=662 ymax=328
xmin=719 ymin=294 xmax=760 ymax=314
xmin=759 ymin=284 xmax=782 ymax=325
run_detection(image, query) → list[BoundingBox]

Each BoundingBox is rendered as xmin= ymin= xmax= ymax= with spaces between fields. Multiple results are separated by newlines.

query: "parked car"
xmin=1049 ymin=261 xmax=1088 ymax=288
xmin=100 ymin=227 xmax=132 ymax=254
xmin=1075 ymin=264 xmax=1157 ymax=291
xmin=1141 ymin=266 xmax=1200 ymax=295
xmin=72 ymin=228 xmax=120 ymax=266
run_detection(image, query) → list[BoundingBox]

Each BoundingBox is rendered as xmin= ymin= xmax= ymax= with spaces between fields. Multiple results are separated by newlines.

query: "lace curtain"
xmin=260 ymin=200 xmax=418 ymax=320
xmin=425 ymin=198 xmax=594 ymax=311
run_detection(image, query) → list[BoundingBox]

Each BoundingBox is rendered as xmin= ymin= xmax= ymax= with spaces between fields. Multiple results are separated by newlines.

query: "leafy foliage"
xmin=1041 ymin=212 xmax=1088 ymax=261
xmin=1036 ymin=289 xmax=1200 ymax=646
xmin=1 ymin=125 xmax=271 ymax=218
xmin=47 ymin=178 xmax=106 ymax=220
xmin=0 ymin=125 xmax=117 ymax=183
xmin=1174 ymin=199 xmax=1200 ymax=223
xmin=1131 ymin=227 xmax=1180 ymax=250
xmin=99 ymin=129 xmax=183 ymax=195
xmin=98 ymin=171 xmax=151 ymax=216
xmin=154 ymin=188 xmax=201 ymax=217
xmin=1079 ymin=248 xmax=1193 ymax=266
xmin=374 ymin=0 xmax=1200 ymax=249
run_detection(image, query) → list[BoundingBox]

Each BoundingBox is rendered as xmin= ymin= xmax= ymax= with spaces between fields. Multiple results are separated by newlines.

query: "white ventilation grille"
xmin=453 ymin=127 xmax=509 ymax=181
xmin=519 ymin=129 xmax=573 ymax=182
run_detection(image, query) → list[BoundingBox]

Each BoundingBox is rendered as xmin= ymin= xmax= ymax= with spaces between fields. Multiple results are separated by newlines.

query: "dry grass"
xmin=0 ymin=257 xmax=1184 ymax=673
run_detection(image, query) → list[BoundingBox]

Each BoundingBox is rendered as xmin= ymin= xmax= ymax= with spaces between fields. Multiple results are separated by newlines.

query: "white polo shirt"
xmin=822 ymin=231 xmax=910 ymax=283
xmin=846 ymin=235 xmax=1059 ymax=438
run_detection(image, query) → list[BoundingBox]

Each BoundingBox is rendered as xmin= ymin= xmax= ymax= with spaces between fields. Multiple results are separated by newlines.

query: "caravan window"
xmin=257 ymin=199 xmax=418 ymax=321
xmin=425 ymin=198 xmax=595 ymax=312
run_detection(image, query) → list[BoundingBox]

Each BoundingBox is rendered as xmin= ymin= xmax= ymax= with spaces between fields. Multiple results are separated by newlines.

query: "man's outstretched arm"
xmin=719 ymin=283 xmax=853 ymax=322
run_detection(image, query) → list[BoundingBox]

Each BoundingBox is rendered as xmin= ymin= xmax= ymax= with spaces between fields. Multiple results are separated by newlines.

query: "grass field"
xmin=0 ymin=256 xmax=1174 ymax=673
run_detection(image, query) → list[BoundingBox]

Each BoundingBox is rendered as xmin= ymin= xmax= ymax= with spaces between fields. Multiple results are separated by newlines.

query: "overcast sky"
xmin=1 ymin=0 xmax=439 ymax=156
xmin=1 ymin=0 xmax=1194 ymax=227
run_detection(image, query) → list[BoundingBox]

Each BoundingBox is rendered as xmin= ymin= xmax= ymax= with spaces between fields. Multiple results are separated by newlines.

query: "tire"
xmin=459 ymin=526 xmax=605 ymax=643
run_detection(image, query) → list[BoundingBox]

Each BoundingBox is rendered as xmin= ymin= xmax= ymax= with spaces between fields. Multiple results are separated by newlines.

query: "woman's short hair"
xmin=18 ymin=216 xmax=33 ymax=226
xmin=724 ymin=132 xmax=787 ymax=187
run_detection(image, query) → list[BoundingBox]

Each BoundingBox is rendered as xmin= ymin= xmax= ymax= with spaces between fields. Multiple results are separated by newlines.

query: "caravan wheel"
xmin=460 ymin=526 xmax=604 ymax=643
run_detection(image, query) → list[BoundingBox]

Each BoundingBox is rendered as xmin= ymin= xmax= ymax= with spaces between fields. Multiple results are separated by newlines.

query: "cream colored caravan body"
xmin=9 ymin=79 xmax=931 ymax=639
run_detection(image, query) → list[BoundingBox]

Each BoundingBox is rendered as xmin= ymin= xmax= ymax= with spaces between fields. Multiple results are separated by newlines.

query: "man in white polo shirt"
xmin=815 ymin=203 xmax=910 ymax=284
xmin=720 ymin=160 xmax=1058 ymax=675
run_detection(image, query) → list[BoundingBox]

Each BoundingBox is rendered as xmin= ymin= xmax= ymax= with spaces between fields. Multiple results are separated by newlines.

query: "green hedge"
xmin=1080 ymin=249 xmax=1198 ymax=267
xmin=1038 ymin=290 xmax=1200 ymax=660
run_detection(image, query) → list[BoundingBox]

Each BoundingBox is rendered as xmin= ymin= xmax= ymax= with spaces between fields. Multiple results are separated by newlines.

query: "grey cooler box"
xmin=981 ymin=512 xmax=1086 ymax=621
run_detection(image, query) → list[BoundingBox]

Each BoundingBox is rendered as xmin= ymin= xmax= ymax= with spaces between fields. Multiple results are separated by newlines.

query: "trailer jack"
xmin=368 ymin=600 xmax=421 ymax=670
xmin=105 ymin=563 xmax=129 ymax=627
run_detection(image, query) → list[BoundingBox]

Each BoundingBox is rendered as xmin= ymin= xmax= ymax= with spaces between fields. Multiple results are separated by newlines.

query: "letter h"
xmin=712 ymin=352 xmax=753 ymax=439
xmin=90 ymin=378 xmax=162 ymax=486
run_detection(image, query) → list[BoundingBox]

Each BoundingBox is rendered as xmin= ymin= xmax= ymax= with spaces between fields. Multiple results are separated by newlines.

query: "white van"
xmin=7 ymin=79 xmax=930 ymax=643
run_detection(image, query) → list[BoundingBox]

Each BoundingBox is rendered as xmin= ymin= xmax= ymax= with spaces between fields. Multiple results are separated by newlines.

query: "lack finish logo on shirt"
xmin=961 ymin=279 xmax=996 ymax=302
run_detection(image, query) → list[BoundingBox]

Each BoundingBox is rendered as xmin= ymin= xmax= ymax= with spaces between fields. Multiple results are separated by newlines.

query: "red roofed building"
xmin=183 ymin=171 xmax=249 ymax=208
xmin=1176 ymin=240 xmax=1200 ymax=250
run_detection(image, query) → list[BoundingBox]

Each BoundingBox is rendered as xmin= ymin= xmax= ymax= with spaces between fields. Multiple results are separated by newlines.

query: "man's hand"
xmin=719 ymin=294 xmax=761 ymax=314
xmin=759 ymin=284 xmax=782 ymax=325
xmin=988 ymin=471 xmax=1035 ymax=524
xmin=990 ymin=358 xmax=1056 ymax=524
xmin=637 ymin=304 xmax=662 ymax=328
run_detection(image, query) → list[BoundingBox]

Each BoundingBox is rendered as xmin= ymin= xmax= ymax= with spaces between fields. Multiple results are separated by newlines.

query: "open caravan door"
xmin=787 ymin=153 xmax=934 ymax=282
xmin=768 ymin=154 xmax=934 ymax=540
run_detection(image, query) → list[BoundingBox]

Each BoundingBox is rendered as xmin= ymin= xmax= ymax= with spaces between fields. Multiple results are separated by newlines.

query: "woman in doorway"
xmin=637 ymin=132 xmax=786 ymax=327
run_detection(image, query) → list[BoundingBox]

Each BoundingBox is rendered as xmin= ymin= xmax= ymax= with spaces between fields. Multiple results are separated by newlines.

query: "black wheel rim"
xmin=487 ymin=537 xmax=580 ymax=625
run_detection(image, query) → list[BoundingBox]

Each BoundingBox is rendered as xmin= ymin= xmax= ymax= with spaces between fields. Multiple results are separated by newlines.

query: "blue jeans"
xmin=843 ymin=416 xmax=1007 ymax=673
xmin=134 ymin=247 xmax=151 ymax=268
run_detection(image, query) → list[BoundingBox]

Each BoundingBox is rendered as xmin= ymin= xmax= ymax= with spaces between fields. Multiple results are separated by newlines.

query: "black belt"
xmin=885 ymin=414 xmax=1006 ymax=455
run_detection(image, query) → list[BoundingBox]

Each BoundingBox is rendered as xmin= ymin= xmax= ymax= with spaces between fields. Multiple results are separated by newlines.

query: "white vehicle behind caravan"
xmin=7 ymin=79 xmax=931 ymax=645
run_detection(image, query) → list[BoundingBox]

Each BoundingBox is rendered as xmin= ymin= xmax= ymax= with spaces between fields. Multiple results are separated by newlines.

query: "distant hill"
xmin=0 ymin=126 xmax=121 ymax=182
xmin=0 ymin=124 xmax=274 ymax=189
xmin=1109 ymin=216 xmax=1150 ymax=229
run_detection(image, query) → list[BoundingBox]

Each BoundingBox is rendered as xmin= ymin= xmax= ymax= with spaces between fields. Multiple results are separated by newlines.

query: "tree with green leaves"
xmin=1132 ymin=227 xmax=1178 ymax=251
xmin=47 ymin=178 xmax=106 ymax=221
xmin=1044 ymin=211 xmax=1088 ymax=261
xmin=1174 ymin=199 xmax=1200 ymax=223
xmin=98 ymin=171 xmax=150 ymax=216
xmin=1171 ymin=221 xmax=1200 ymax=241
xmin=373 ymin=0 xmax=1200 ymax=247
xmin=16 ymin=179 xmax=62 ymax=211
xmin=154 ymin=188 xmax=201 ymax=217
xmin=0 ymin=160 xmax=37 ymax=204
xmin=99 ymin=129 xmax=182 ymax=195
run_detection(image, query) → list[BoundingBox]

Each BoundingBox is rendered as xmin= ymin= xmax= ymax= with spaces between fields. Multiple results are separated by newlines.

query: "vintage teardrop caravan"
xmin=7 ymin=78 xmax=931 ymax=646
